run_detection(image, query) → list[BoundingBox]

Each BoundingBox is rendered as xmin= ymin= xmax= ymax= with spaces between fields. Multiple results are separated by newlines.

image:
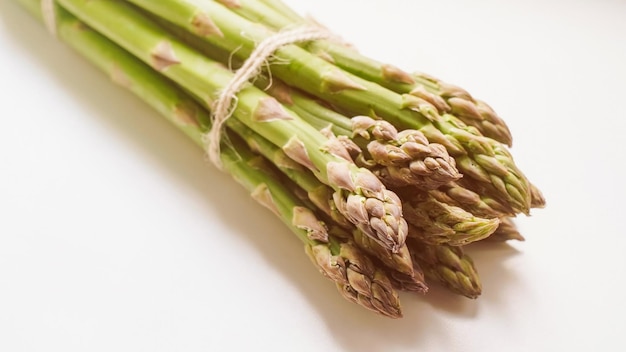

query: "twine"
xmin=41 ymin=0 xmax=57 ymax=37
xmin=205 ymin=26 xmax=330 ymax=169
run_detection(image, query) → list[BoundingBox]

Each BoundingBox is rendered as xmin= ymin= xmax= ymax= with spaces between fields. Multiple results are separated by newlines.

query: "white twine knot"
xmin=205 ymin=25 xmax=330 ymax=170
xmin=41 ymin=0 xmax=57 ymax=37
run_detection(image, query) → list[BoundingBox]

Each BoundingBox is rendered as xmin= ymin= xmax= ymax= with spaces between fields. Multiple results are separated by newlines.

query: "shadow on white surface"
xmin=0 ymin=3 xmax=525 ymax=351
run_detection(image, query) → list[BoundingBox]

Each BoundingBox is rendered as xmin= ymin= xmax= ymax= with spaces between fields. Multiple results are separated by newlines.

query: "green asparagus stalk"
xmin=123 ymin=0 xmax=534 ymax=215
xmin=59 ymin=0 xmax=409 ymax=252
xmin=17 ymin=0 xmax=405 ymax=317
xmin=233 ymin=0 xmax=514 ymax=146
xmin=407 ymin=238 xmax=482 ymax=299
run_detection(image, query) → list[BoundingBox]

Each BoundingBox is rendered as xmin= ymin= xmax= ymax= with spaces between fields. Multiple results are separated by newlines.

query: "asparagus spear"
xmin=236 ymin=0 xmax=514 ymax=146
xmin=16 ymin=0 xmax=404 ymax=317
xmin=58 ymin=0 xmax=409 ymax=252
xmin=407 ymin=238 xmax=482 ymax=299
xmin=123 ymin=0 xmax=534 ymax=215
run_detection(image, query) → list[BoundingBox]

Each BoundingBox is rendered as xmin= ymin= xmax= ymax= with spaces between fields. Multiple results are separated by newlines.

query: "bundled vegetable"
xmin=15 ymin=0 xmax=544 ymax=318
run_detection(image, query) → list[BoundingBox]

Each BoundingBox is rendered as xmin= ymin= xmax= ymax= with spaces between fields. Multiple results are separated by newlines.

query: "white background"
xmin=1 ymin=0 xmax=625 ymax=351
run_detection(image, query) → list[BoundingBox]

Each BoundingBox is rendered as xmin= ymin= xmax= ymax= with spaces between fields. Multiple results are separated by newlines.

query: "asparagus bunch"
xmin=15 ymin=0 xmax=544 ymax=318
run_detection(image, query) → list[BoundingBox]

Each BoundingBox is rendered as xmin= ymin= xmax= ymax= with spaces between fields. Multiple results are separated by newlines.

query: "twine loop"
xmin=205 ymin=25 xmax=330 ymax=169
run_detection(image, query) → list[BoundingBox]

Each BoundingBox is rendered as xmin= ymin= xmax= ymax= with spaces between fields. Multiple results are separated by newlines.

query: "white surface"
xmin=1 ymin=0 xmax=625 ymax=351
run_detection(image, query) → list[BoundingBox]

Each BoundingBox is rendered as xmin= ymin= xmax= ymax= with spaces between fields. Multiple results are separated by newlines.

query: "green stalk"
xmin=124 ymin=0 xmax=533 ymax=215
xmin=58 ymin=0 xmax=409 ymax=252
xmin=235 ymin=0 xmax=514 ymax=146
xmin=15 ymin=0 xmax=402 ymax=318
